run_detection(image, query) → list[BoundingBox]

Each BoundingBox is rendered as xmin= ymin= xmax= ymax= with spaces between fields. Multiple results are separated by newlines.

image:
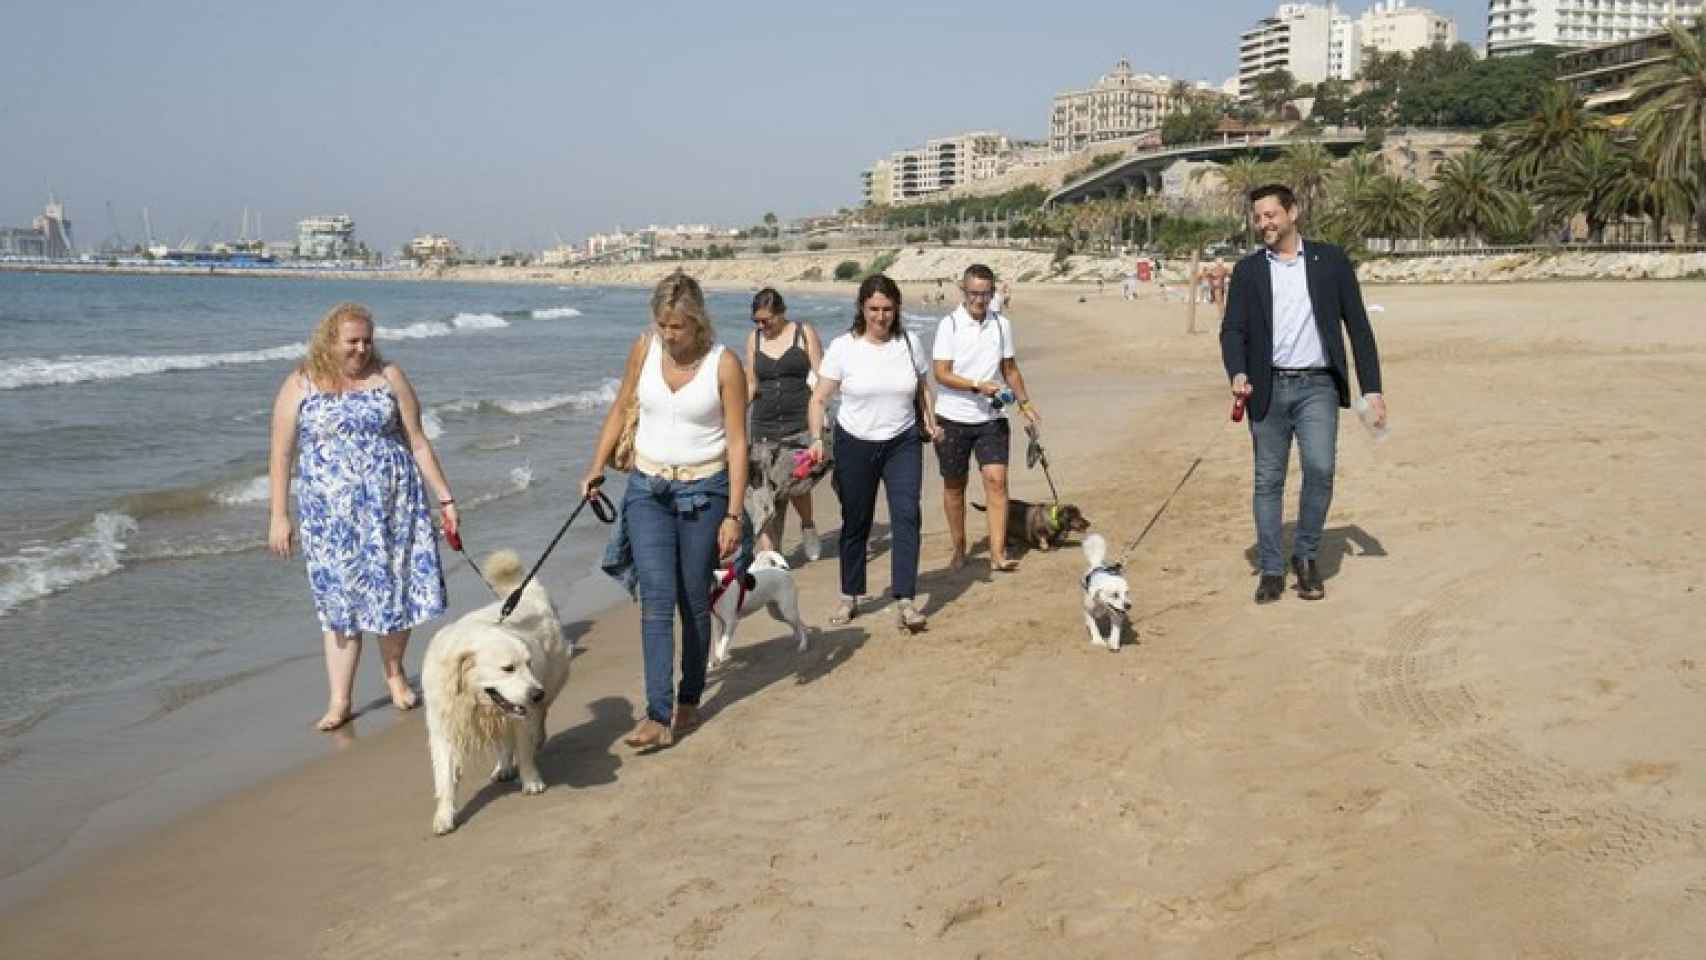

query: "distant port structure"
xmin=0 ymin=196 xmax=74 ymax=258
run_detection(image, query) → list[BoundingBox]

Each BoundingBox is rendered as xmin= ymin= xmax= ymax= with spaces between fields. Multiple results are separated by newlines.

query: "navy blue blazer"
xmin=1218 ymin=240 xmax=1383 ymax=423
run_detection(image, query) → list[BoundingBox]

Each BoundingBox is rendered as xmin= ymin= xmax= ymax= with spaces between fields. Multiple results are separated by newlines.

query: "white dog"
xmin=1081 ymin=534 xmax=1133 ymax=651
xmin=421 ymin=550 xmax=570 ymax=835
xmin=709 ymin=550 xmax=808 ymax=667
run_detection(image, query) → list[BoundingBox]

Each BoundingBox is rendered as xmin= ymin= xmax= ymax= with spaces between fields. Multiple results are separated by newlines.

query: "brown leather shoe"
xmin=1290 ymin=557 xmax=1324 ymax=600
xmin=623 ymin=718 xmax=673 ymax=750
xmin=671 ymin=702 xmax=701 ymax=737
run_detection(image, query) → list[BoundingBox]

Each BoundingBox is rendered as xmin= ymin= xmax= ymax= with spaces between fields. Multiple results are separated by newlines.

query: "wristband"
xmin=439 ymin=498 xmax=456 ymax=505
xmin=724 ymin=513 xmax=741 ymax=521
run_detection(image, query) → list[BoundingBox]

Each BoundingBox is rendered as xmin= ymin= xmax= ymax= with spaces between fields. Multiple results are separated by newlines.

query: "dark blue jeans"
xmin=623 ymin=469 xmax=728 ymax=725
xmin=1249 ymin=372 xmax=1339 ymax=576
xmin=832 ymin=424 xmax=922 ymax=600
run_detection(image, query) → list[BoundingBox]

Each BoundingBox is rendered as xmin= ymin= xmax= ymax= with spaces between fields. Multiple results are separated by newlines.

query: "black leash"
xmin=500 ymin=483 xmax=617 ymax=621
xmin=1024 ymin=423 xmax=1062 ymax=505
xmin=1115 ymin=401 xmax=1241 ymax=566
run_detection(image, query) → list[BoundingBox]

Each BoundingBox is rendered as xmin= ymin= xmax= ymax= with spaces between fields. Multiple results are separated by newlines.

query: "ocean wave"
xmin=213 ymin=476 xmax=271 ymax=506
xmin=451 ymin=312 xmax=508 ymax=330
xmin=465 ymin=462 xmax=535 ymax=508
xmin=420 ymin=409 xmax=444 ymax=440
xmin=531 ymin=306 xmax=583 ymax=319
xmin=377 ymin=321 xmax=454 ymax=340
xmin=0 ymin=513 xmax=138 ymax=617
xmin=494 ymin=378 xmax=619 ymax=416
xmin=0 ymin=345 xmax=305 ymax=390
xmin=133 ymin=533 xmax=263 ymax=562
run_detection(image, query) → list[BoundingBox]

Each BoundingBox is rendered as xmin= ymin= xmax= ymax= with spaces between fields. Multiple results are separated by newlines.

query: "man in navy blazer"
xmin=1220 ymin=184 xmax=1387 ymax=604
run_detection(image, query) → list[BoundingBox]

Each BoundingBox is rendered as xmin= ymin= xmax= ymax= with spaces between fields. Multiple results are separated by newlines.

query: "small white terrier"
xmin=1080 ymin=534 xmax=1133 ymax=651
xmin=709 ymin=550 xmax=808 ymax=666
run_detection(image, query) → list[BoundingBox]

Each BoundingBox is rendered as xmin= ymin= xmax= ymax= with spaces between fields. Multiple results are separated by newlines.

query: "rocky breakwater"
xmin=1359 ymin=250 xmax=1706 ymax=284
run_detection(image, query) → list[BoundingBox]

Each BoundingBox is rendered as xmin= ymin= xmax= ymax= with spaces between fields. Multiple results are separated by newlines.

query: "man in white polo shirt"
xmin=932 ymin=264 xmax=1041 ymax=573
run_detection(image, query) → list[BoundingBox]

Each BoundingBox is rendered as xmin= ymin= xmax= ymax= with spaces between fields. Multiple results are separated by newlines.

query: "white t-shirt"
xmin=819 ymin=331 xmax=927 ymax=442
xmin=931 ymin=305 xmax=1015 ymax=425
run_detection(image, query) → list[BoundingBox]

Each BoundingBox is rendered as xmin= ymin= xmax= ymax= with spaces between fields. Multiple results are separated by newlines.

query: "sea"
xmin=0 ymin=271 xmax=872 ymax=904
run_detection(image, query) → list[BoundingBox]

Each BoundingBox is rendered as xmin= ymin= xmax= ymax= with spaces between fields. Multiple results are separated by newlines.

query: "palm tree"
xmin=1195 ymin=155 xmax=1272 ymax=243
xmin=1535 ymin=131 xmax=1636 ymax=242
xmin=1250 ymin=69 xmax=1295 ymax=118
xmin=1126 ymin=192 xmax=1165 ymax=248
xmin=1359 ymin=174 xmax=1428 ymax=244
xmin=1281 ymin=141 xmax=1335 ymax=224
xmin=1427 ymin=149 xmax=1525 ymax=246
xmin=1496 ymin=83 xmax=1605 ymax=191
xmin=1629 ymin=21 xmax=1706 ymax=235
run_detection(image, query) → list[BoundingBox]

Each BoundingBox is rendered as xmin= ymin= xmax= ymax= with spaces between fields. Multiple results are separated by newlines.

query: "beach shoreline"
xmin=4 ymin=282 xmax=1705 ymax=957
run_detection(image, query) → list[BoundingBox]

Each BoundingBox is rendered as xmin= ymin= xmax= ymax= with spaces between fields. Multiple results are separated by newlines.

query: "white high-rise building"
xmin=1239 ymin=4 xmax=1336 ymax=97
xmin=1361 ymin=2 xmax=1458 ymax=55
xmin=1488 ymin=0 xmax=1700 ymax=57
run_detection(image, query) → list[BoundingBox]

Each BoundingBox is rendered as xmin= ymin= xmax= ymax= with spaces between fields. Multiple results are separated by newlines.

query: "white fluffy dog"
xmin=1080 ymin=534 xmax=1133 ymax=651
xmin=421 ymin=550 xmax=570 ymax=835
xmin=709 ymin=550 xmax=808 ymax=667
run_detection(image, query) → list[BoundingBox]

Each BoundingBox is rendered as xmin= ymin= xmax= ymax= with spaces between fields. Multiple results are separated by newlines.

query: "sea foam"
xmin=531 ymin=306 xmax=583 ymax=320
xmin=0 ymin=513 xmax=139 ymax=617
xmin=0 ymin=345 xmax=306 ymax=390
xmin=494 ymin=378 xmax=619 ymax=416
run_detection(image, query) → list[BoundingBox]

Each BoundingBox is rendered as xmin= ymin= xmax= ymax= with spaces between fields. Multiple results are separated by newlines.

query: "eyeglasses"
xmin=962 ymin=289 xmax=994 ymax=300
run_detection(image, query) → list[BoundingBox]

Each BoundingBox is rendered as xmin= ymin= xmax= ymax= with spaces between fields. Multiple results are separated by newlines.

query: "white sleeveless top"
xmin=634 ymin=337 xmax=727 ymax=465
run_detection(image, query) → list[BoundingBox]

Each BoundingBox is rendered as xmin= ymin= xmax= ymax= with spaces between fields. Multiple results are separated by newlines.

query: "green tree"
xmin=1249 ymin=69 xmax=1296 ymax=118
xmin=1427 ymin=149 xmax=1525 ymax=245
xmin=1280 ymin=141 xmax=1335 ymax=223
xmin=833 ymin=259 xmax=861 ymax=281
xmin=1629 ymin=21 xmax=1706 ymax=235
xmin=1359 ymin=174 xmax=1428 ymax=241
xmin=1496 ymin=82 xmax=1604 ymax=191
xmin=1535 ymin=131 xmax=1635 ymax=242
xmin=1162 ymin=105 xmax=1222 ymax=145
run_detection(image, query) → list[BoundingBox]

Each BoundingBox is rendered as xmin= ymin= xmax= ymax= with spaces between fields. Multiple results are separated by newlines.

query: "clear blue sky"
xmin=4 ymin=1 xmax=1486 ymax=254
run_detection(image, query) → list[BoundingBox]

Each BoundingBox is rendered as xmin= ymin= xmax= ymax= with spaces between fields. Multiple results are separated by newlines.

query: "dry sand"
xmin=2 ymin=281 xmax=1703 ymax=958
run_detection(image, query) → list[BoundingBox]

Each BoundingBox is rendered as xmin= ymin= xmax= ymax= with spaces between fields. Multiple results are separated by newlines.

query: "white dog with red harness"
xmin=709 ymin=550 xmax=808 ymax=666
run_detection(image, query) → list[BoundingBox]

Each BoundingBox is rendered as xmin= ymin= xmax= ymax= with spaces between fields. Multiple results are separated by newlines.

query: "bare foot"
xmin=386 ymin=675 xmax=419 ymax=711
xmin=990 ymin=557 xmax=1019 ymax=573
xmin=316 ymin=704 xmax=352 ymax=732
xmin=948 ymin=551 xmax=967 ymax=572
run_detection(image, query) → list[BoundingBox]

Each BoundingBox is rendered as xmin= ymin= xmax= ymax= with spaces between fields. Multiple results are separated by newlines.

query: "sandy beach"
xmin=2 ymin=279 xmax=1703 ymax=958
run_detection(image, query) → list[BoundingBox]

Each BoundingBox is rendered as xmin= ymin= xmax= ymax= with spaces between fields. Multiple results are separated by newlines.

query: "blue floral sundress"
xmin=295 ymin=379 xmax=447 ymax=634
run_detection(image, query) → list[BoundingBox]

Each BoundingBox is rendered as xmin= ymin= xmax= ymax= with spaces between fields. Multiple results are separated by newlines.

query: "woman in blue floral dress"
xmin=268 ymin=302 xmax=456 ymax=731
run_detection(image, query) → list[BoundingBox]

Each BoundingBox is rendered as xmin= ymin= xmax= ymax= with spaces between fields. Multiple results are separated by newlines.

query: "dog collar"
xmin=1046 ymin=504 xmax=1064 ymax=533
xmin=708 ymin=566 xmax=750 ymax=610
xmin=1081 ymin=562 xmax=1124 ymax=591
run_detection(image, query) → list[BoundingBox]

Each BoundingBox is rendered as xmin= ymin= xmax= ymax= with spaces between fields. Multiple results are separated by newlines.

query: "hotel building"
xmin=1488 ymin=0 xmax=1700 ymax=56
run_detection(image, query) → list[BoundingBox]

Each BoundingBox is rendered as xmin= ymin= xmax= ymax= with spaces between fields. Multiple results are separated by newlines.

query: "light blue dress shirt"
xmin=1267 ymin=239 xmax=1326 ymax=369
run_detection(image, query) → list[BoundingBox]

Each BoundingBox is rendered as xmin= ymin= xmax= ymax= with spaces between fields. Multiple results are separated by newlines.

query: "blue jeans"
xmin=1249 ymin=372 xmax=1339 ymax=576
xmin=623 ymin=469 xmax=729 ymax=725
xmin=832 ymin=425 xmax=923 ymax=600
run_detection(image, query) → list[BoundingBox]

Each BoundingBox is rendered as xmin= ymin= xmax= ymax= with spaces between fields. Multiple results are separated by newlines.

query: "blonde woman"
xmin=268 ymin=302 xmax=456 ymax=732
xmin=582 ymin=273 xmax=748 ymax=750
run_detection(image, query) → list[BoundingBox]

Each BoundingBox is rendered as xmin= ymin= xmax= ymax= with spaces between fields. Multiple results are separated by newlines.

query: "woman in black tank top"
xmin=744 ymin=289 xmax=825 ymax=558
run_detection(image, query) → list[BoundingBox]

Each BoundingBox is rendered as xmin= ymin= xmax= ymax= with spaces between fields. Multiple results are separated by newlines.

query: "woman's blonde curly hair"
xmin=301 ymin=301 xmax=383 ymax=389
xmin=649 ymin=271 xmax=715 ymax=356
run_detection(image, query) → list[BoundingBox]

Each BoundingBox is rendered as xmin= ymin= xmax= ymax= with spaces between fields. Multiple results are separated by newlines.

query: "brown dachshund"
xmin=971 ymin=499 xmax=1090 ymax=552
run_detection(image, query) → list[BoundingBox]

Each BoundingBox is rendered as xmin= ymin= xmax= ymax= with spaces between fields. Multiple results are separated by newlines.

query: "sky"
xmin=3 ymin=1 xmax=1487 ymax=255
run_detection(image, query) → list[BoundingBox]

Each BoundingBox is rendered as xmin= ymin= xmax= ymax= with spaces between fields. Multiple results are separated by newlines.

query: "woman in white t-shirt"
xmin=806 ymin=274 xmax=938 ymax=632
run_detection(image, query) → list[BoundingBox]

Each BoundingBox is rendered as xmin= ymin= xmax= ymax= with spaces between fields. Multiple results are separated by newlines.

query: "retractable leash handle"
xmin=1231 ymin=394 xmax=1247 ymax=423
xmin=499 ymin=485 xmax=617 ymax=621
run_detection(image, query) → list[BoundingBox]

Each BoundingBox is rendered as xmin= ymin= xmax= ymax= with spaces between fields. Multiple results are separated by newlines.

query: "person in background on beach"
xmin=931 ymin=264 xmax=1040 ymax=573
xmin=267 ymin=302 xmax=455 ymax=732
xmin=989 ymin=280 xmax=1013 ymax=314
xmin=583 ymin=272 xmax=747 ymax=750
xmin=1205 ymin=257 xmax=1231 ymax=311
xmin=1221 ymin=184 xmax=1385 ymax=605
xmin=807 ymin=273 xmax=937 ymax=632
xmin=744 ymin=288 xmax=825 ymax=560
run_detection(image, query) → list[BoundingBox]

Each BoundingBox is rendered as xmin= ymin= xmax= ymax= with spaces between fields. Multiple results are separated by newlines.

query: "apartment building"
xmin=1488 ymin=0 xmax=1700 ymax=56
xmin=1050 ymin=60 xmax=1182 ymax=153
xmin=296 ymin=214 xmax=356 ymax=260
xmin=1361 ymin=1 xmax=1457 ymax=54
xmin=1240 ymin=4 xmax=1336 ymax=96
xmin=862 ymin=132 xmax=1026 ymax=204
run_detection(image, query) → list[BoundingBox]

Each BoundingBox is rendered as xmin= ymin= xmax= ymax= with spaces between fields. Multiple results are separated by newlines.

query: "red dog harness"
xmin=708 ymin=567 xmax=750 ymax=611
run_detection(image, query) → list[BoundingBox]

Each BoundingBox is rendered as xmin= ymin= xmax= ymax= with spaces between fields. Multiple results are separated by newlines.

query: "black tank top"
xmin=750 ymin=324 xmax=811 ymax=441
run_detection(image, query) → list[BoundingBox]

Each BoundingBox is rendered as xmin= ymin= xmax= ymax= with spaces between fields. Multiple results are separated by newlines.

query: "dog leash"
xmin=498 ymin=483 xmax=618 ymax=622
xmin=1024 ymin=423 xmax=1062 ymax=505
xmin=1113 ymin=396 xmax=1242 ymax=567
xmin=444 ymin=527 xmax=502 ymax=600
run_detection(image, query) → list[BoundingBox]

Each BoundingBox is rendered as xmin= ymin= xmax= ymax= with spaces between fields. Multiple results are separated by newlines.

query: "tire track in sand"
xmin=1355 ymin=576 xmax=1704 ymax=868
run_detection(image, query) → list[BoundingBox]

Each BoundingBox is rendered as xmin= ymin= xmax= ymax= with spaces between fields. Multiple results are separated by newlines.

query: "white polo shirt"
xmin=931 ymin=305 xmax=1015 ymax=424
